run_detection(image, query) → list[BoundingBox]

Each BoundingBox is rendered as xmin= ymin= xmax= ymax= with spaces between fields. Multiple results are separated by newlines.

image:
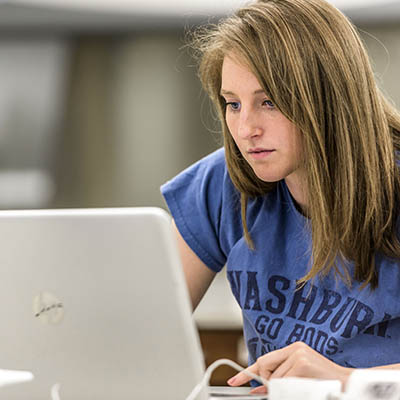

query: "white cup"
xmin=344 ymin=369 xmax=400 ymax=400
xmin=268 ymin=377 xmax=342 ymax=400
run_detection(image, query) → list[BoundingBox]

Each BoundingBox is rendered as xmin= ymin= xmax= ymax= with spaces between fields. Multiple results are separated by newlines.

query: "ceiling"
xmin=0 ymin=0 xmax=399 ymax=31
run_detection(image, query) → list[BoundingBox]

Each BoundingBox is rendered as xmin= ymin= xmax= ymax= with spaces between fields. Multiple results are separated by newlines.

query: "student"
xmin=161 ymin=0 xmax=400 ymax=393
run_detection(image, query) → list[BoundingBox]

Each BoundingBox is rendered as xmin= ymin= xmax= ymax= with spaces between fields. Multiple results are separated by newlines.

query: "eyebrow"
xmin=220 ymin=89 xmax=266 ymax=96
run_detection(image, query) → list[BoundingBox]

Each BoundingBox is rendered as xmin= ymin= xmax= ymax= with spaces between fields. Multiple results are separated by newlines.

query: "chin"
xmin=249 ymin=165 xmax=278 ymax=182
xmin=253 ymin=172 xmax=282 ymax=183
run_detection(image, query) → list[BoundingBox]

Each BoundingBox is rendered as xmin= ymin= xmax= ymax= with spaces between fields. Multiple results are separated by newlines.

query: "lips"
xmin=248 ymin=148 xmax=274 ymax=154
xmin=247 ymin=148 xmax=275 ymax=160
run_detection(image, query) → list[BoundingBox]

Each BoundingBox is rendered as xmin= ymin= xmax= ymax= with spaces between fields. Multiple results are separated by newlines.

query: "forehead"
xmin=221 ymin=54 xmax=263 ymax=93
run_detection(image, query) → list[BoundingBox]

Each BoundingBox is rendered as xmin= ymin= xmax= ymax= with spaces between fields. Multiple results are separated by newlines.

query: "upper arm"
xmin=172 ymin=220 xmax=216 ymax=311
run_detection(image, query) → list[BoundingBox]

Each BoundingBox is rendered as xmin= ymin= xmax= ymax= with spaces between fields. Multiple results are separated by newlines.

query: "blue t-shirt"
xmin=161 ymin=147 xmax=400 ymax=370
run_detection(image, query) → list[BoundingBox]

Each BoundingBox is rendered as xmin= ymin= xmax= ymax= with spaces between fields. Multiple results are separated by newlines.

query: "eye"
xmin=226 ymin=101 xmax=241 ymax=112
xmin=263 ymin=99 xmax=275 ymax=109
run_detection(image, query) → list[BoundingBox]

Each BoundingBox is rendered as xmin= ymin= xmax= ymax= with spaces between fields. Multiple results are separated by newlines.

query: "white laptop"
xmin=0 ymin=207 xmax=208 ymax=400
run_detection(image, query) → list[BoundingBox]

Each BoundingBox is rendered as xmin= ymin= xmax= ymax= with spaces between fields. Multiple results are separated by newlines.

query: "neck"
xmin=285 ymin=175 xmax=308 ymax=216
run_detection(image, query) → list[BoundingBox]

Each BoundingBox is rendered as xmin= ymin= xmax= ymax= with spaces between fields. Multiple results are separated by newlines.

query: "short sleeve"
xmin=161 ymin=148 xmax=232 ymax=272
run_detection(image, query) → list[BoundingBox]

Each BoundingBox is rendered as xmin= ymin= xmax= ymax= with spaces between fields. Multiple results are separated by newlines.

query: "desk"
xmin=208 ymin=386 xmax=268 ymax=399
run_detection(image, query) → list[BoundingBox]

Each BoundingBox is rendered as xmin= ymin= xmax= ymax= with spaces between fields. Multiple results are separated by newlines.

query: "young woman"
xmin=161 ymin=0 xmax=400 ymax=393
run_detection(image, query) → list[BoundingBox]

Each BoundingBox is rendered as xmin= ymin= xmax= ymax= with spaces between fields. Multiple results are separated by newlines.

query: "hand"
xmin=227 ymin=341 xmax=353 ymax=394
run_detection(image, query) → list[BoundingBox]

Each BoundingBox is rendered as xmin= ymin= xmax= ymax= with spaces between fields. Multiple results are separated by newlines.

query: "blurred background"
xmin=0 ymin=0 xmax=399 ymax=385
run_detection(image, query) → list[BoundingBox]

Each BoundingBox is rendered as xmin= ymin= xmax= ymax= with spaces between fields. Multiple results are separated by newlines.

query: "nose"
xmin=237 ymin=109 xmax=263 ymax=139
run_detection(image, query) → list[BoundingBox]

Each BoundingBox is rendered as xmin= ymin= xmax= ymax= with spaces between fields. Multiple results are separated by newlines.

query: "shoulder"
xmin=160 ymin=148 xmax=238 ymax=271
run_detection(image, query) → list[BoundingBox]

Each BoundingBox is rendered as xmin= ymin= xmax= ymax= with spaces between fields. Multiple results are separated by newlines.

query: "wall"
xmin=359 ymin=22 xmax=400 ymax=108
xmin=50 ymin=21 xmax=400 ymax=210
xmin=52 ymin=32 xmax=220 ymax=209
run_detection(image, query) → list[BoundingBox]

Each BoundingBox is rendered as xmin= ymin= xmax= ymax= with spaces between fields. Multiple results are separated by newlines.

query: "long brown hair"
xmin=191 ymin=0 xmax=400 ymax=288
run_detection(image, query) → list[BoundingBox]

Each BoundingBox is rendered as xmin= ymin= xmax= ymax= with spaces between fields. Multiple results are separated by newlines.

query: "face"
xmin=221 ymin=54 xmax=304 ymax=189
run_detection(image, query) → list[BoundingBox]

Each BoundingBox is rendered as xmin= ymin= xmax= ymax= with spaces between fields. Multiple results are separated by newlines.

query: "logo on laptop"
xmin=33 ymin=291 xmax=64 ymax=325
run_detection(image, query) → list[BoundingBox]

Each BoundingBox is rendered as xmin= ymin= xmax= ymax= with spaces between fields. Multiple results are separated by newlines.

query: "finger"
xmin=269 ymin=354 xmax=295 ymax=379
xmin=250 ymin=385 xmax=268 ymax=394
xmin=227 ymin=363 xmax=260 ymax=386
xmin=280 ymin=364 xmax=302 ymax=378
xmin=282 ymin=355 xmax=315 ymax=379
xmin=255 ymin=345 xmax=295 ymax=373
xmin=228 ymin=345 xmax=299 ymax=387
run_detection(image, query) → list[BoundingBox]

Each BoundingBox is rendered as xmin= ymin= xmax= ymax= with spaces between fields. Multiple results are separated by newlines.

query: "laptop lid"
xmin=0 ymin=207 xmax=206 ymax=400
